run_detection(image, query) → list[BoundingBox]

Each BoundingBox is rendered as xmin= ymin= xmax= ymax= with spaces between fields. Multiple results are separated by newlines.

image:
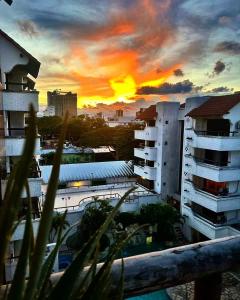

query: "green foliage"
xmin=37 ymin=116 xmax=62 ymax=136
xmin=138 ymin=203 xmax=180 ymax=241
xmin=49 ymin=211 xmax=70 ymax=242
xmin=115 ymin=212 xmax=137 ymax=229
xmin=67 ymin=200 xmax=113 ymax=251
xmin=0 ymin=107 xmax=137 ymax=299
xmin=38 ymin=116 xmax=142 ymax=160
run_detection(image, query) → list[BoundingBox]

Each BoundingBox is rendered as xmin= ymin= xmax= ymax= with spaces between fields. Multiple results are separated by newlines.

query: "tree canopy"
xmin=38 ymin=116 xmax=141 ymax=160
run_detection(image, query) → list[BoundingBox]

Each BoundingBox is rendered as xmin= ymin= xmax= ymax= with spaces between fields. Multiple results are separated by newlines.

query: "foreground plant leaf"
xmin=49 ymin=187 xmax=136 ymax=300
xmin=0 ymin=105 xmax=36 ymax=280
xmin=23 ymin=114 xmax=68 ymax=300
xmin=7 ymin=182 xmax=33 ymax=300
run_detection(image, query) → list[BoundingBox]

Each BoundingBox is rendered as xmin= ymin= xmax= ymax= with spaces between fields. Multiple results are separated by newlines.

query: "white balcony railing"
xmin=11 ymin=218 xmax=40 ymax=241
xmin=1 ymin=178 xmax=42 ymax=198
xmin=182 ymin=204 xmax=240 ymax=239
xmin=184 ymin=155 xmax=240 ymax=182
xmin=2 ymin=91 xmax=39 ymax=112
xmin=183 ymin=180 xmax=240 ymax=212
xmin=134 ymin=147 xmax=157 ymax=161
xmin=135 ymin=127 xmax=157 ymax=141
xmin=134 ymin=165 xmax=157 ymax=180
xmin=4 ymin=136 xmax=41 ymax=156
xmin=185 ymin=129 xmax=240 ymax=151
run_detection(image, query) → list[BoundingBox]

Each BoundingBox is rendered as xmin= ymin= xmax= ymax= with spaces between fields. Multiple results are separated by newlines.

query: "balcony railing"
xmin=195 ymin=130 xmax=238 ymax=137
xmin=15 ymin=235 xmax=239 ymax=300
xmin=4 ymin=81 xmax=36 ymax=92
xmin=0 ymin=128 xmax=26 ymax=137
xmin=193 ymin=156 xmax=230 ymax=167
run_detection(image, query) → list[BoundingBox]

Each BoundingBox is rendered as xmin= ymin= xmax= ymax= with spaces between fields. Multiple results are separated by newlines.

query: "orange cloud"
xmin=38 ymin=0 xmax=182 ymax=107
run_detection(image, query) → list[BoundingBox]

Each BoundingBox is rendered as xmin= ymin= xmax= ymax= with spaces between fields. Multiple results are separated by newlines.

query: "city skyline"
xmin=0 ymin=0 xmax=239 ymax=110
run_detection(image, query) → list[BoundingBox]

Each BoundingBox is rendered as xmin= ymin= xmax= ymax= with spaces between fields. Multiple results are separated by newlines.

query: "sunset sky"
xmin=0 ymin=0 xmax=240 ymax=111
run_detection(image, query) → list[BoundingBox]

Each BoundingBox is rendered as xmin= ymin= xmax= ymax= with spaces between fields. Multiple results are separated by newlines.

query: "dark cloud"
xmin=208 ymin=86 xmax=233 ymax=93
xmin=215 ymin=41 xmax=240 ymax=55
xmin=207 ymin=60 xmax=232 ymax=78
xmin=136 ymin=80 xmax=201 ymax=95
xmin=174 ymin=68 xmax=184 ymax=77
xmin=214 ymin=60 xmax=225 ymax=75
xmin=17 ymin=20 xmax=39 ymax=38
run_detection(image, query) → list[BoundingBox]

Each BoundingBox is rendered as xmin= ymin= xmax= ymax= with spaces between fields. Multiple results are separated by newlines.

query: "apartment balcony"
xmin=134 ymin=164 xmax=157 ymax=180
xmin=11 ymin=218 xmax=40 ymax=241
xmin=2 ymin=90 xmax=39 ymax=112
xmin=4 ymin=135 xmax=41 ymax=156
xmin=1 ymin=177 xmax=42 ymax=198
xmin=182 ymin=204 xmax=240 ymax=239
xmin=184 ymin=155 xmax=240 ymax=182
xmin=134 ymin=147 xmax=157 ymax=161
xmin=183 ymin=180 xmax=240 ymax=212
xmin=135 ymin=127 xmax=157 ymax=141
xmin=185 ymin=130 xmax=240 ymax=151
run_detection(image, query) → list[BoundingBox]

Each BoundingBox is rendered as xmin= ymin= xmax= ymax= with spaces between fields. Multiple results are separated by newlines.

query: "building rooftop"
xmin=187 ymin=94 xmax=240 ymax=118
xmin=91 ymin=146 xmax=115 ymax=153
xmin=40 ymin=145 xmax=115 ymax=155
xmin=0 ymin=29 xmax=40 ymax=78
xmin=40 ymin=160 xmax=134 ymax=183
xmin=136 ymin=105 xmax=157 ymax=121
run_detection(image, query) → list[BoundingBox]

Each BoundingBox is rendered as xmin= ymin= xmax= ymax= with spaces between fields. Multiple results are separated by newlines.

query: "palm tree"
xmin=49 ymin=212 xmax=70 ymax=243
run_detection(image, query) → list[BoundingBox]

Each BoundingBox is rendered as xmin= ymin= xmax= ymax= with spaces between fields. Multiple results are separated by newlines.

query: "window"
xmin=165 ymin=121 xmax=168 ymax=124
xmin=236 ymin=121 xmax=240 ymax=130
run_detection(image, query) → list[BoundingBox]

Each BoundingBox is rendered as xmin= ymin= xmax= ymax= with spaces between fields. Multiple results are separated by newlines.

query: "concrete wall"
xmin=154 ymin=102 xmax=180 ymax=198
xmin=0 ymin=35 xmax=29 ymax=82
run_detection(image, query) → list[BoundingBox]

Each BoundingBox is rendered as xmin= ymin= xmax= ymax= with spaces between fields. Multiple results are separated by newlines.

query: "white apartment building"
xmin=43 ymin=105 xmax=55 ymax=117
xmin=181 ymin=94 xmax=240 ymax=241
xmin=134 ymin=95 xmax=240 ymax=242
xmin=0 ymin=29 xmax=42 ymax=281
xmin=134 ymin=102 xmax=181 ymax=200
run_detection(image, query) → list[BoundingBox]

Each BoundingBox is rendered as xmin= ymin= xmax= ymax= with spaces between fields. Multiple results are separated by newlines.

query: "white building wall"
xmin=181 ymin=96 xmax=240 ymax=241
xmin=154 ymin=102 xmax=180 ymax=199
xmin=0 ymin=36 xmax=29 ymax=79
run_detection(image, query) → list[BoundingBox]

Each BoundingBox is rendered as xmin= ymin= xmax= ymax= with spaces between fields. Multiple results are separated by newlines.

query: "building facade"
xmin=134 ymin=95 xmax=240 ymax=241
xmin=134 ymin=102 xmax=181 ymax=200
xmin=0 ymin=29 xmax=42 ymax=281
xmin=43 ymin=105 xmax=55 ymax=117
xmin=47 ymin=90 xmax=77 ymax=118
xmin=181 ymin=95 xmax=240 ymax=241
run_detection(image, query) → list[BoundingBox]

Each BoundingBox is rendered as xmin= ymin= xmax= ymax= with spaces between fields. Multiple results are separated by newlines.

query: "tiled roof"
xmin=187 ymin=94 xmax=240 ymax=118
xmin=136 ymin=105 xmax=157 ymax=120
xmin=40 ymin=161 xmax=134 ymax=184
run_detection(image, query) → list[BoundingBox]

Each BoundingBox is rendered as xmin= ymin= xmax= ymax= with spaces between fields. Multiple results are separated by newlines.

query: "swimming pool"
xmin=126 ymin=290 xmax=170 ymax=300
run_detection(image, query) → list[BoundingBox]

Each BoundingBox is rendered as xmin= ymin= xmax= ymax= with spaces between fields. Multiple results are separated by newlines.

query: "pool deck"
xmin=51 ymin=183 xmax=150 ymax=211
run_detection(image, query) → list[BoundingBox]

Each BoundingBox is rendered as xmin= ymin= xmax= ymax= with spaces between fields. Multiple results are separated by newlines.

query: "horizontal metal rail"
xmin=49 ymin=235 xmax=240 ymax=299
xmin=2 ymin=236 xmax=240 ymax=299
xmin=194 ymin=130 xmax=238 ymax=137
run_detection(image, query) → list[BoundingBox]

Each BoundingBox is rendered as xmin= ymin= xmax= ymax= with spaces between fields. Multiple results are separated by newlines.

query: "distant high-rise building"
xmin=47 ymin=90 xmax=77 ymax=117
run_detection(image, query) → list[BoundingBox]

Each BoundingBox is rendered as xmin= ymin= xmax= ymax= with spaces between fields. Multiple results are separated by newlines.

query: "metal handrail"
xmin=185 ymin=154 xmax=232 ymax=168
xmin=194 ymin=130 xmax=238 ymax=137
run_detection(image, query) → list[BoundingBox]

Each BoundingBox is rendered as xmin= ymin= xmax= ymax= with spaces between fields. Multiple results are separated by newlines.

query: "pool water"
xmin=126 ymin=290 xmax=170 ymax=300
